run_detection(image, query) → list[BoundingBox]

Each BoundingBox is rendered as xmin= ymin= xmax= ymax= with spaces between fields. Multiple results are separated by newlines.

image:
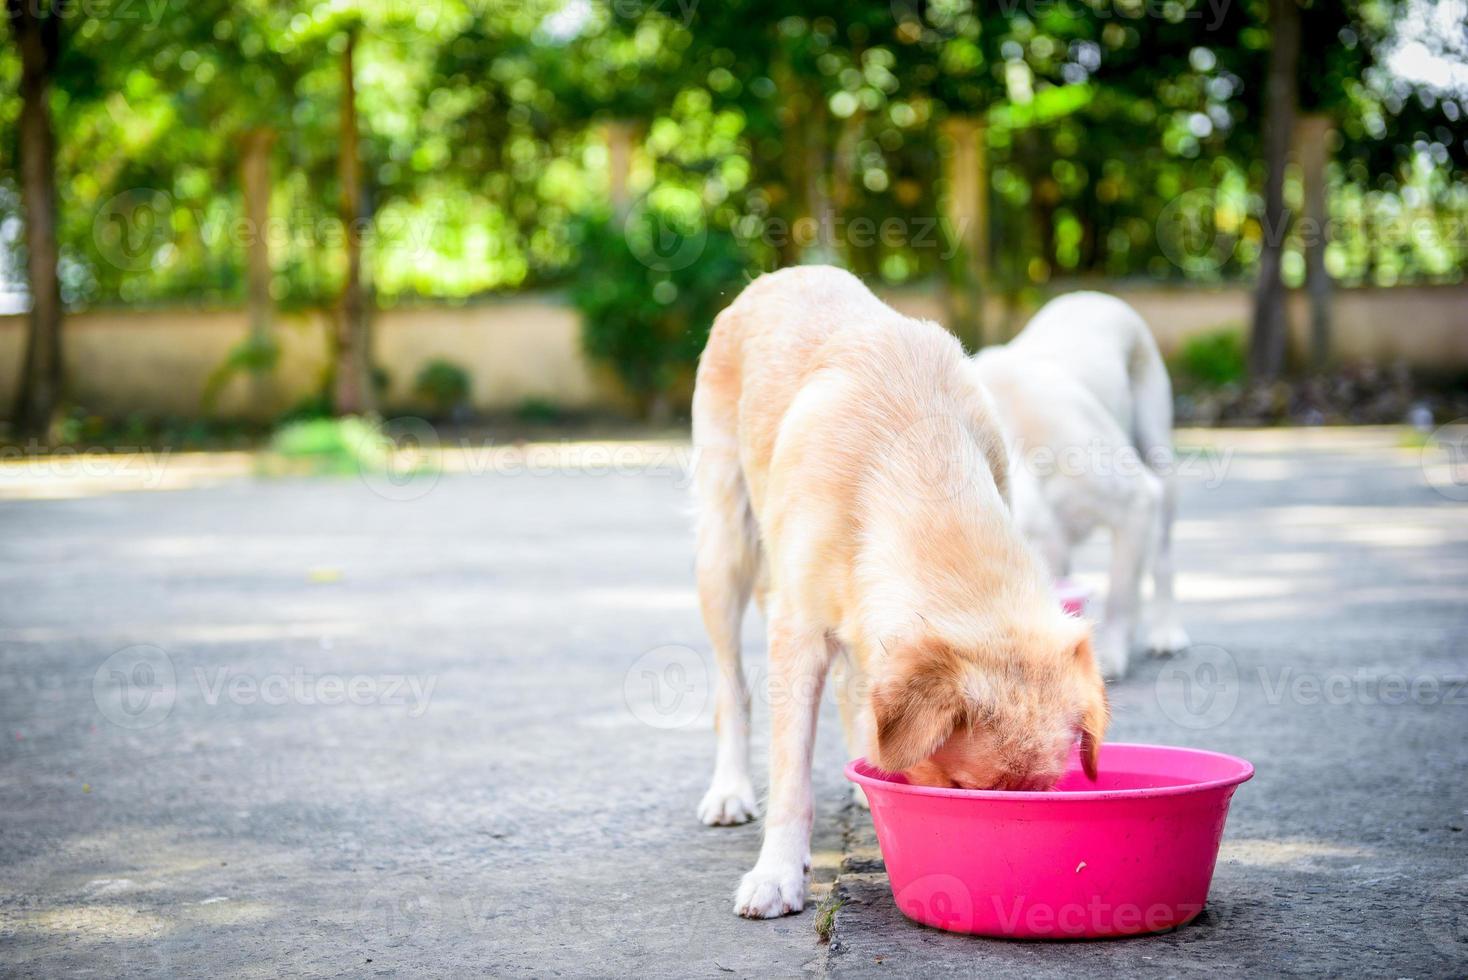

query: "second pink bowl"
xmin=846 ymin=743 xmax=1254 ymax=939
xmin=1054 ymin=577 xmax=1092 ymax=617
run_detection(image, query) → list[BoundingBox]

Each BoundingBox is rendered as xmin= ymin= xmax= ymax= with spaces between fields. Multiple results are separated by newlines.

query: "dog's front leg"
xmin=734 ymin=616 xmax=828 ymax=918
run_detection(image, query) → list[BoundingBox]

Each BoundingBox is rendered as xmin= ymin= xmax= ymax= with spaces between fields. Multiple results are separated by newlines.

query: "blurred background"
xmin=3 ymin=6 xmax=1468 ymax=973
xmin=2 ymin=0 xmax=1466 ymax=453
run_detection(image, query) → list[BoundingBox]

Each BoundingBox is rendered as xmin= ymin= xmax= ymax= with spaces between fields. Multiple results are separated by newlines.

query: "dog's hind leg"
xmin=1143 ymin=470 xmax=1191 ymax=655
xmin=1095 ymin=460 xmax=1162 ymax=680
xmin=692 ymin=395 xmax=761 ymax=826
xmin=1128 ymin=323 xmax=1190 ymax=655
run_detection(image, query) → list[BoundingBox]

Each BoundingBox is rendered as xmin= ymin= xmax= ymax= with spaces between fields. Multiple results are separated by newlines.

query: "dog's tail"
xmin=691 ymin=308 xmax=764 ymax=612
xmin=1125 ymin=309 xmax=1180 ymax=583
xmin=1126 ymin=313 xmax=1175 ymax=476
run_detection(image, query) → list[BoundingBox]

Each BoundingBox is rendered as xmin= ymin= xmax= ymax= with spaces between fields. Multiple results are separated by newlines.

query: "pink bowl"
xmin=846 ymin=743 xmax=1253 ymax=939
xmin=1054 ymin=578 xmax=1092 ymax=617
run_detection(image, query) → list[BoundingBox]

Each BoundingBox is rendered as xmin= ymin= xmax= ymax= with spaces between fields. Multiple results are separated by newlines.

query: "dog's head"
xmin=867 ymin=621 xmax=1108 ymax=791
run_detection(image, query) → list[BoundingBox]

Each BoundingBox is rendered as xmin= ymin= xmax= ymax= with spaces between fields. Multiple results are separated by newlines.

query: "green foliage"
xmin=413 ymin=359 xmax=472 ymax=417
xmin=0 ymin=0 xmax=1464 ymax=319
xmin=30 ymin=407 xmax=262 ymax=451
xmin=1175 ymin=328 xmax=1248 ymax=388
xmin=516 ymin=397 xmax=564 ymax=424
xmin=267 ymin=416 xmax=389 ymax=475
xmin=814 ymin=895 xmax=846 ymax=943
xmin=201 ymin=333 xmax=281 ymax=411
xmin=278 ymin=386 xmax=336 ymax=427
xmin=569 ymin=209 xmax=752 ymax=412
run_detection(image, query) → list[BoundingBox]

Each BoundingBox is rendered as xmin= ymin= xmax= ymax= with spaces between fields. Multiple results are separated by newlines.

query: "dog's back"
xmin=1004 ymin=291 xmax=1174 ymax=466
xmin=696 ymin=266 xmax=1008 ymax=518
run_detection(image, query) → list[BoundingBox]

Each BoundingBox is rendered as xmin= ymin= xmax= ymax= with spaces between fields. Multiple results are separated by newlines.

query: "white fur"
xmin=972 ymin=292 xmax=1191 ymax=678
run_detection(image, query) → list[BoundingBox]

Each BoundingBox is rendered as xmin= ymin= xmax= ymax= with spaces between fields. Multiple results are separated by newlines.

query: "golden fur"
xmin=691 ymin=266 xmax=1107 ymax=918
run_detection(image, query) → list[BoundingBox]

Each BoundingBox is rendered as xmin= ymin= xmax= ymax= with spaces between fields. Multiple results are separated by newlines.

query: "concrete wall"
xmin=0 ymin=295 xmax=617 ymax=420
xmin=887 ymin=283 xmax=1468 ymax=366
xmin=1107 ymin=284 xmax=1468 ymax=368
xmin=1 ymin=283 xmax=1464 ymax=420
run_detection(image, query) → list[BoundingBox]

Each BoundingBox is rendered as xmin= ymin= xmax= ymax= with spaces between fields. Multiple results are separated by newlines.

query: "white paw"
xmin=734 ymin=863 xmax=807 ymax=918
xmin=851 ymin=785 xmax=869 ymax=809
xmin=1145 ymin=621 xmax=1192 ymax=657
xmin=698 ymin=778 xmax=758 ymax=826
xmin=1095 ymin=633 xmax=1130 ymax=681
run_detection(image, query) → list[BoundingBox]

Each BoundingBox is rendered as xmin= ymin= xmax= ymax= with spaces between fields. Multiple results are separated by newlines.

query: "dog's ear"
xmin=1073 ymin=633 xmax=1108 ymax=781
xmin=869 ymin=655 xmax=963 ymax=773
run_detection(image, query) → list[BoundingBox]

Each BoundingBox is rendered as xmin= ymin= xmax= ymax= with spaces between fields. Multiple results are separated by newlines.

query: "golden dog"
xmin=690 ymin=267 xmax=1107 ymax=919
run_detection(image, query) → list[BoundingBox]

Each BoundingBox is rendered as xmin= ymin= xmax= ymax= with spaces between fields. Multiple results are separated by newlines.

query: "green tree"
xmin=6 ymin=0 xmax=63 ymax=437
xmin=1250 ymin=0 xmax=1301 ymax=381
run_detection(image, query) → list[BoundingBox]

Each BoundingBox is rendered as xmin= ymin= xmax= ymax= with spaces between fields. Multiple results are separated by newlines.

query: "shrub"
xmin=267 ymin=417 xmax=389 ymax=475
xmin=569 ymin=203 xmax=752 ymax=417
xmin=516 ymin=397 xmax=563 ymax=424
xmin=413 ymin=359 xmax=472 ymax=418
xmin=1174 ymin=328 xmax=1246 ymax=388
xmin=201 ymin=333 xmax=281 ymax=410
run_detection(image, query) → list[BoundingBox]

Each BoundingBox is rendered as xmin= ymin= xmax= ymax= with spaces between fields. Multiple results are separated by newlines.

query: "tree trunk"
xmin=1079 ymin=195 xmax=1099 ymax=272
xmin=941 ymin=116 xmax=988 ymax=351
xmin=1036 ymin=182 xmax=1059 ymax=270
xmin=8 ymin=0 xmax=63 ymax=438
xmin=334 ymin=28 xmax=374 ymax=416
xmin=240 ymin=126 xmax=277 ymax=411
xmin=1295 ymin=113 xmax=1333 ymax=371
xmin=1249 ymin=0 xmax=1301 ymax=381
xmin=772 ymin=56 xmax=805 ymax=267
xmin=1020 ymin=128 xmax=1060 ymax=285
xmin=605 ymin=120 xmax=636 ymax=222
xmin=831 ymin=110 xmax=863 ymax=268
xmin=803 ymin=95 xmax=837 ymax=264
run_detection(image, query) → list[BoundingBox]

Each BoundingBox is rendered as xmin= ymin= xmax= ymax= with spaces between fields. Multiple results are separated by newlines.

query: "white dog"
xmin=971 ymin=292 xmax=1190 ymax=678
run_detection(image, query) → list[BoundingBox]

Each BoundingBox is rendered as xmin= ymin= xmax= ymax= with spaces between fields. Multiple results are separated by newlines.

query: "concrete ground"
xmin=0 ymin=427 xmax=1464 ymax=978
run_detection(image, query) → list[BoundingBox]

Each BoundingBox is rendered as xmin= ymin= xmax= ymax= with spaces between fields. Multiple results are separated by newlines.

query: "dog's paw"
xmin=734 ymin=864 xmax=807 ymax=919
xmin=851 ymin=784 xmax=870 ymax=809
xmin=1145 ymin=621 xmax=1192 ymax=657
xmin=1094 ymin=633 xmax=1130 ymax=681
xmin=698 ymin=779 xmax=758 ymax=826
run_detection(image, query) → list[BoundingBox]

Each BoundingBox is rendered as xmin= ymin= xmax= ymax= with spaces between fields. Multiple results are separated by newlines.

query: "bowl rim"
xmin=845 ymin=741 xmax=1254 ymax=803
